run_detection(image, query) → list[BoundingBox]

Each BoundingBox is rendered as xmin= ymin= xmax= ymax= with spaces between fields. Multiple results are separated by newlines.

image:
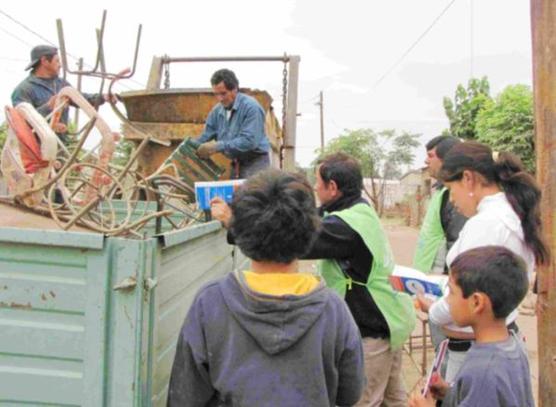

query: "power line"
xmin=0 ymin=56 xmax=26 ymax=62
xmin=0 ymin=8 xmax=56 ymax=46
xmin=0 ymin=8 xmax=146 ymax=90
xmin=372 ymin=0 xmax=459 ymax=89
xmin=0 ymin=26 xmax=33 ymax=47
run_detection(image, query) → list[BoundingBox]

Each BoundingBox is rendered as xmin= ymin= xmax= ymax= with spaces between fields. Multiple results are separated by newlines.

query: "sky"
xmin=0 ymin=0 xmax=533 ymax=169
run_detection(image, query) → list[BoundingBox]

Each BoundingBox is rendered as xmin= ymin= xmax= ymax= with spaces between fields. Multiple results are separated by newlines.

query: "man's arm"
xmin=301 ymin=215 xmax=359 ymax=260
xmin=197 ymin=109 xmax=219 ymax=144
xmin=215 ymin=104 xmax=265 ymax=156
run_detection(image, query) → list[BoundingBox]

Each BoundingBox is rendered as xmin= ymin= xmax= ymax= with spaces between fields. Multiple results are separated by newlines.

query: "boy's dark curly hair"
xmin=230 ymin=169 xmax=320 ymax=264
xmin=450 ymin=246 xmax=529 ymax=319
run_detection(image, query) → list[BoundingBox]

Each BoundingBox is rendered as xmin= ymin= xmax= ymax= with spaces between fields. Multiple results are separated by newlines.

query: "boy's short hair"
xmin=450 ymin=246 xmax=529 ymax=319
xmin=317 ymin=152 xmax=363 ymax=197
xmin=230 ymin=169 xmax=320 ymax=264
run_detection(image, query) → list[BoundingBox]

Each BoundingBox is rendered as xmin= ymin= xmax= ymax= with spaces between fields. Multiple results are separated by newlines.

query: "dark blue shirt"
xmin=11 ymin=74 xmax=103 ymax=128
xmin=443 ymin=334 xmax=533 ymax=407
xmin=197 ymin=92 xmax=270 ymax=161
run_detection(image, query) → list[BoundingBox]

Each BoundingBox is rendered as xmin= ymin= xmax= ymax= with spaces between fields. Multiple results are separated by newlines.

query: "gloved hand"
xmin=197 ymin=140 xmax=218 ymax=158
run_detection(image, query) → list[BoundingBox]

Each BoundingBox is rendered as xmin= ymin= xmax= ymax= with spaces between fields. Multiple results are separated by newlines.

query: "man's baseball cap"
xmin=25 ymin=45 xmax=58 ymax=71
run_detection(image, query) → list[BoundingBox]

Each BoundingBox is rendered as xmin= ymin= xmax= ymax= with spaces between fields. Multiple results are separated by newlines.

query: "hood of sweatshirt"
xmin=218 ymin=271 xmax=330 ymax=355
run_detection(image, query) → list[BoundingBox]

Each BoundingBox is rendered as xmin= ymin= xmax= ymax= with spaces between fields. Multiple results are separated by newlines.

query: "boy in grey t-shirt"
xmin=409 ymin=246 xmax=534 ymax=407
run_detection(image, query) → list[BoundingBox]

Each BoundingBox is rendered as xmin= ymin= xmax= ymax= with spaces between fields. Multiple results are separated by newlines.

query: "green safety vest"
xmin=413 ymin=188 xmax=447 ymax=274
xmin=318 ymin=203 xmax=416 ymax=350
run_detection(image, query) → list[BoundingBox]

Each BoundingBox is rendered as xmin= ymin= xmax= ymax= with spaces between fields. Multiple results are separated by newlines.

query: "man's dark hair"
xmin=450 ymin=246 xmax=529 ymax=319
xmin=31 ymin=54 xmax=56 ymax=73
xmin=211 ymin=69 xmax=239 ymax=91
xmin=317 ymin=152 xmax=363 ymax=197
xmin=440 ymin=141 xmax=549 ymax=266
xmin=425 ymin=135 xmax=460 ymax=159
xmin=230 ymin=169 xmax=320 ymax=264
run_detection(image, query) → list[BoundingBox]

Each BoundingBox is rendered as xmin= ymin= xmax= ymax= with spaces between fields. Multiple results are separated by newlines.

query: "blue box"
xmin=194 ymin=180 xmax=245 ymax=211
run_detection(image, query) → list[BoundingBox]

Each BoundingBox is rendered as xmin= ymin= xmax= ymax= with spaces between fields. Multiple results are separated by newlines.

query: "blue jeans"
xmin=235 ymin=153 xmax=270 ymax=179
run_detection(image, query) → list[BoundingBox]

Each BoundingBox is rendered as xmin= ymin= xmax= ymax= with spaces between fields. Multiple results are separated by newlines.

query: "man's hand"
xmin=52 ymin=122 xmax=68 ymax=134
xmin=210 ymin=197 xmax=232 ymax=228
xmin=197 ymin=141 xmax=218 ymax=159
xmin=47 ymin=95 xmax=58 ymax=110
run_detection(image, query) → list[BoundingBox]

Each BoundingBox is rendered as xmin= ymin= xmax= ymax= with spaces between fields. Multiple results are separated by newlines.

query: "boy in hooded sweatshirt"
xmin=167 ymin=169 xmax=365 ymax=407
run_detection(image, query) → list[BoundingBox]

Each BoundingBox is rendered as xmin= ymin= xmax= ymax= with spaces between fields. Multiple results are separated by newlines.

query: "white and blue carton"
xmin=389 ymin=265 xmax=447 ymax=297
xmin=194 ymin=180 xmax=245 ymax=211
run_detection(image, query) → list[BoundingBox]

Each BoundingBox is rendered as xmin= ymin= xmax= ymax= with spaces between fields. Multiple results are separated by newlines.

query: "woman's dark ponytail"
xmin=441 ymin=141 xmax=550 ymax=266
xmin=493 ymin=152 xmax=550 ymax=265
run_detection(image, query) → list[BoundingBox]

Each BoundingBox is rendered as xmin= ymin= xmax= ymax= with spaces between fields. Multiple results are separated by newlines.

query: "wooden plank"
xmin=531 ymin=1 xmax=556 ymax=405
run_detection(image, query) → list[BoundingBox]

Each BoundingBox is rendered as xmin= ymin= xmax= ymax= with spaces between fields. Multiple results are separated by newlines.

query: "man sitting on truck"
xmin=190 ymin=68 xmax=271 ymax=178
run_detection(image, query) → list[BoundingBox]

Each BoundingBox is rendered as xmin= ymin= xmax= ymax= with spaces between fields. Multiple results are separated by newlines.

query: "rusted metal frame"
xmin=57 ymin=11 xmax=105 ymax=76
xmin=55 ymin=129 xmax=148 ymax=232
xmin=17 ymin=117 xmax=97 ymax=200
xmin=107 ymin=71 xmax=170 ymax=148
xmin=161 ymin=56 xmax=291 ymax=63
xmin=57 ymin=10 xmax=142 ymax=81
xmin=531 ymin=0 xmax=556 ymax=405
xmin=58 ymin=163 xmax=128 ymax=232
xmin=74 ymin=58 xmax=84 ymax=127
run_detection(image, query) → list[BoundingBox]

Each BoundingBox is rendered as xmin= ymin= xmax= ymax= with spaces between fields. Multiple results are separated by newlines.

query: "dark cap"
xmin=25 ymin=45 xmax=58 ymax=71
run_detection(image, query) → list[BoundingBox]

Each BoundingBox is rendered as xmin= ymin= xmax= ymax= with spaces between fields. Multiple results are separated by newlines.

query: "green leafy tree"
xmin=0 ymin=122 xmax=7 ymax=151
xmin=314 ymin=128 xmax=420 ymax=215
xmin=113 ymin=138 xmax=135 ymax=167
xmin=476 ymin=84 xmax=535 ymax=172
xmin=443 ymin=76 xmax=492 ymax=139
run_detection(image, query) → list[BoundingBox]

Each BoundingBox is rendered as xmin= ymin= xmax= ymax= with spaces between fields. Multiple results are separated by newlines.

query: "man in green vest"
xmin=413 ymin=135 xmax=467 ymax=275
xmin=210 ymin=153 xmax=415 ymax=406
xmin=305 ymin=153 xmax=415 ymax=406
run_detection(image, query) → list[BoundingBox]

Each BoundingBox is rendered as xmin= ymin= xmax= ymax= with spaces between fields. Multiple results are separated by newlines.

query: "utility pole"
xmin=316 ymin=91 xmax=324 ymax=149
xmin=531 ymin=1 xmax=556 ymax=405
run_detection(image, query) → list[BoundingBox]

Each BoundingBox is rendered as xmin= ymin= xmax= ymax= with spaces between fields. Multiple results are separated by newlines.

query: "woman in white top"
xmin=419 ymin=141 xmax=550 ymax=382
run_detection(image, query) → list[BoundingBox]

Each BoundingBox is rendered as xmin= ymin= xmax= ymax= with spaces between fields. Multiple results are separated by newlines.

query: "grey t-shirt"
xmin=443 ymin=333 xmax=534 ymax=407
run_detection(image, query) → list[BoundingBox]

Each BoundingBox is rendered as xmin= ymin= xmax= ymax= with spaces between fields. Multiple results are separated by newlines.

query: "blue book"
xmin=194 ymin=180 xmax=244 ymax=211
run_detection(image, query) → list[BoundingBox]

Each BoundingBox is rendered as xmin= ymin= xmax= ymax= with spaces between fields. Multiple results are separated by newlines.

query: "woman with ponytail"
xmin=418 ymin=140 xmax=549 ymax=382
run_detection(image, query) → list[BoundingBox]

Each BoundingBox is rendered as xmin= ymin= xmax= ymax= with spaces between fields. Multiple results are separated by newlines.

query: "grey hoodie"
xmin=167 ymin=271 xmax=365 ymax=407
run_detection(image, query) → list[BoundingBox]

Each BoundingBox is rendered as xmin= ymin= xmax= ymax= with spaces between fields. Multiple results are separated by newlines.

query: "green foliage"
xmin=113 ymin=138 xmax=135 ymax=167
xmin=315 ymin=128 xmax=420 ymax=178
xmin=443 ymin=76 xmax=493 ymax=139
xmin=314 ymin=128 xmax=420 ymax=213
xmin=476 ymin=84 xmax=535 ymax=172
xmin=0 ymin=122 xmax=7 ymax=151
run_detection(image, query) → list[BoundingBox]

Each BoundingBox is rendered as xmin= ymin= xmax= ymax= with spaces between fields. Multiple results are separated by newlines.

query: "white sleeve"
xmin=428 ymin=294 xmax=453 ymax=326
